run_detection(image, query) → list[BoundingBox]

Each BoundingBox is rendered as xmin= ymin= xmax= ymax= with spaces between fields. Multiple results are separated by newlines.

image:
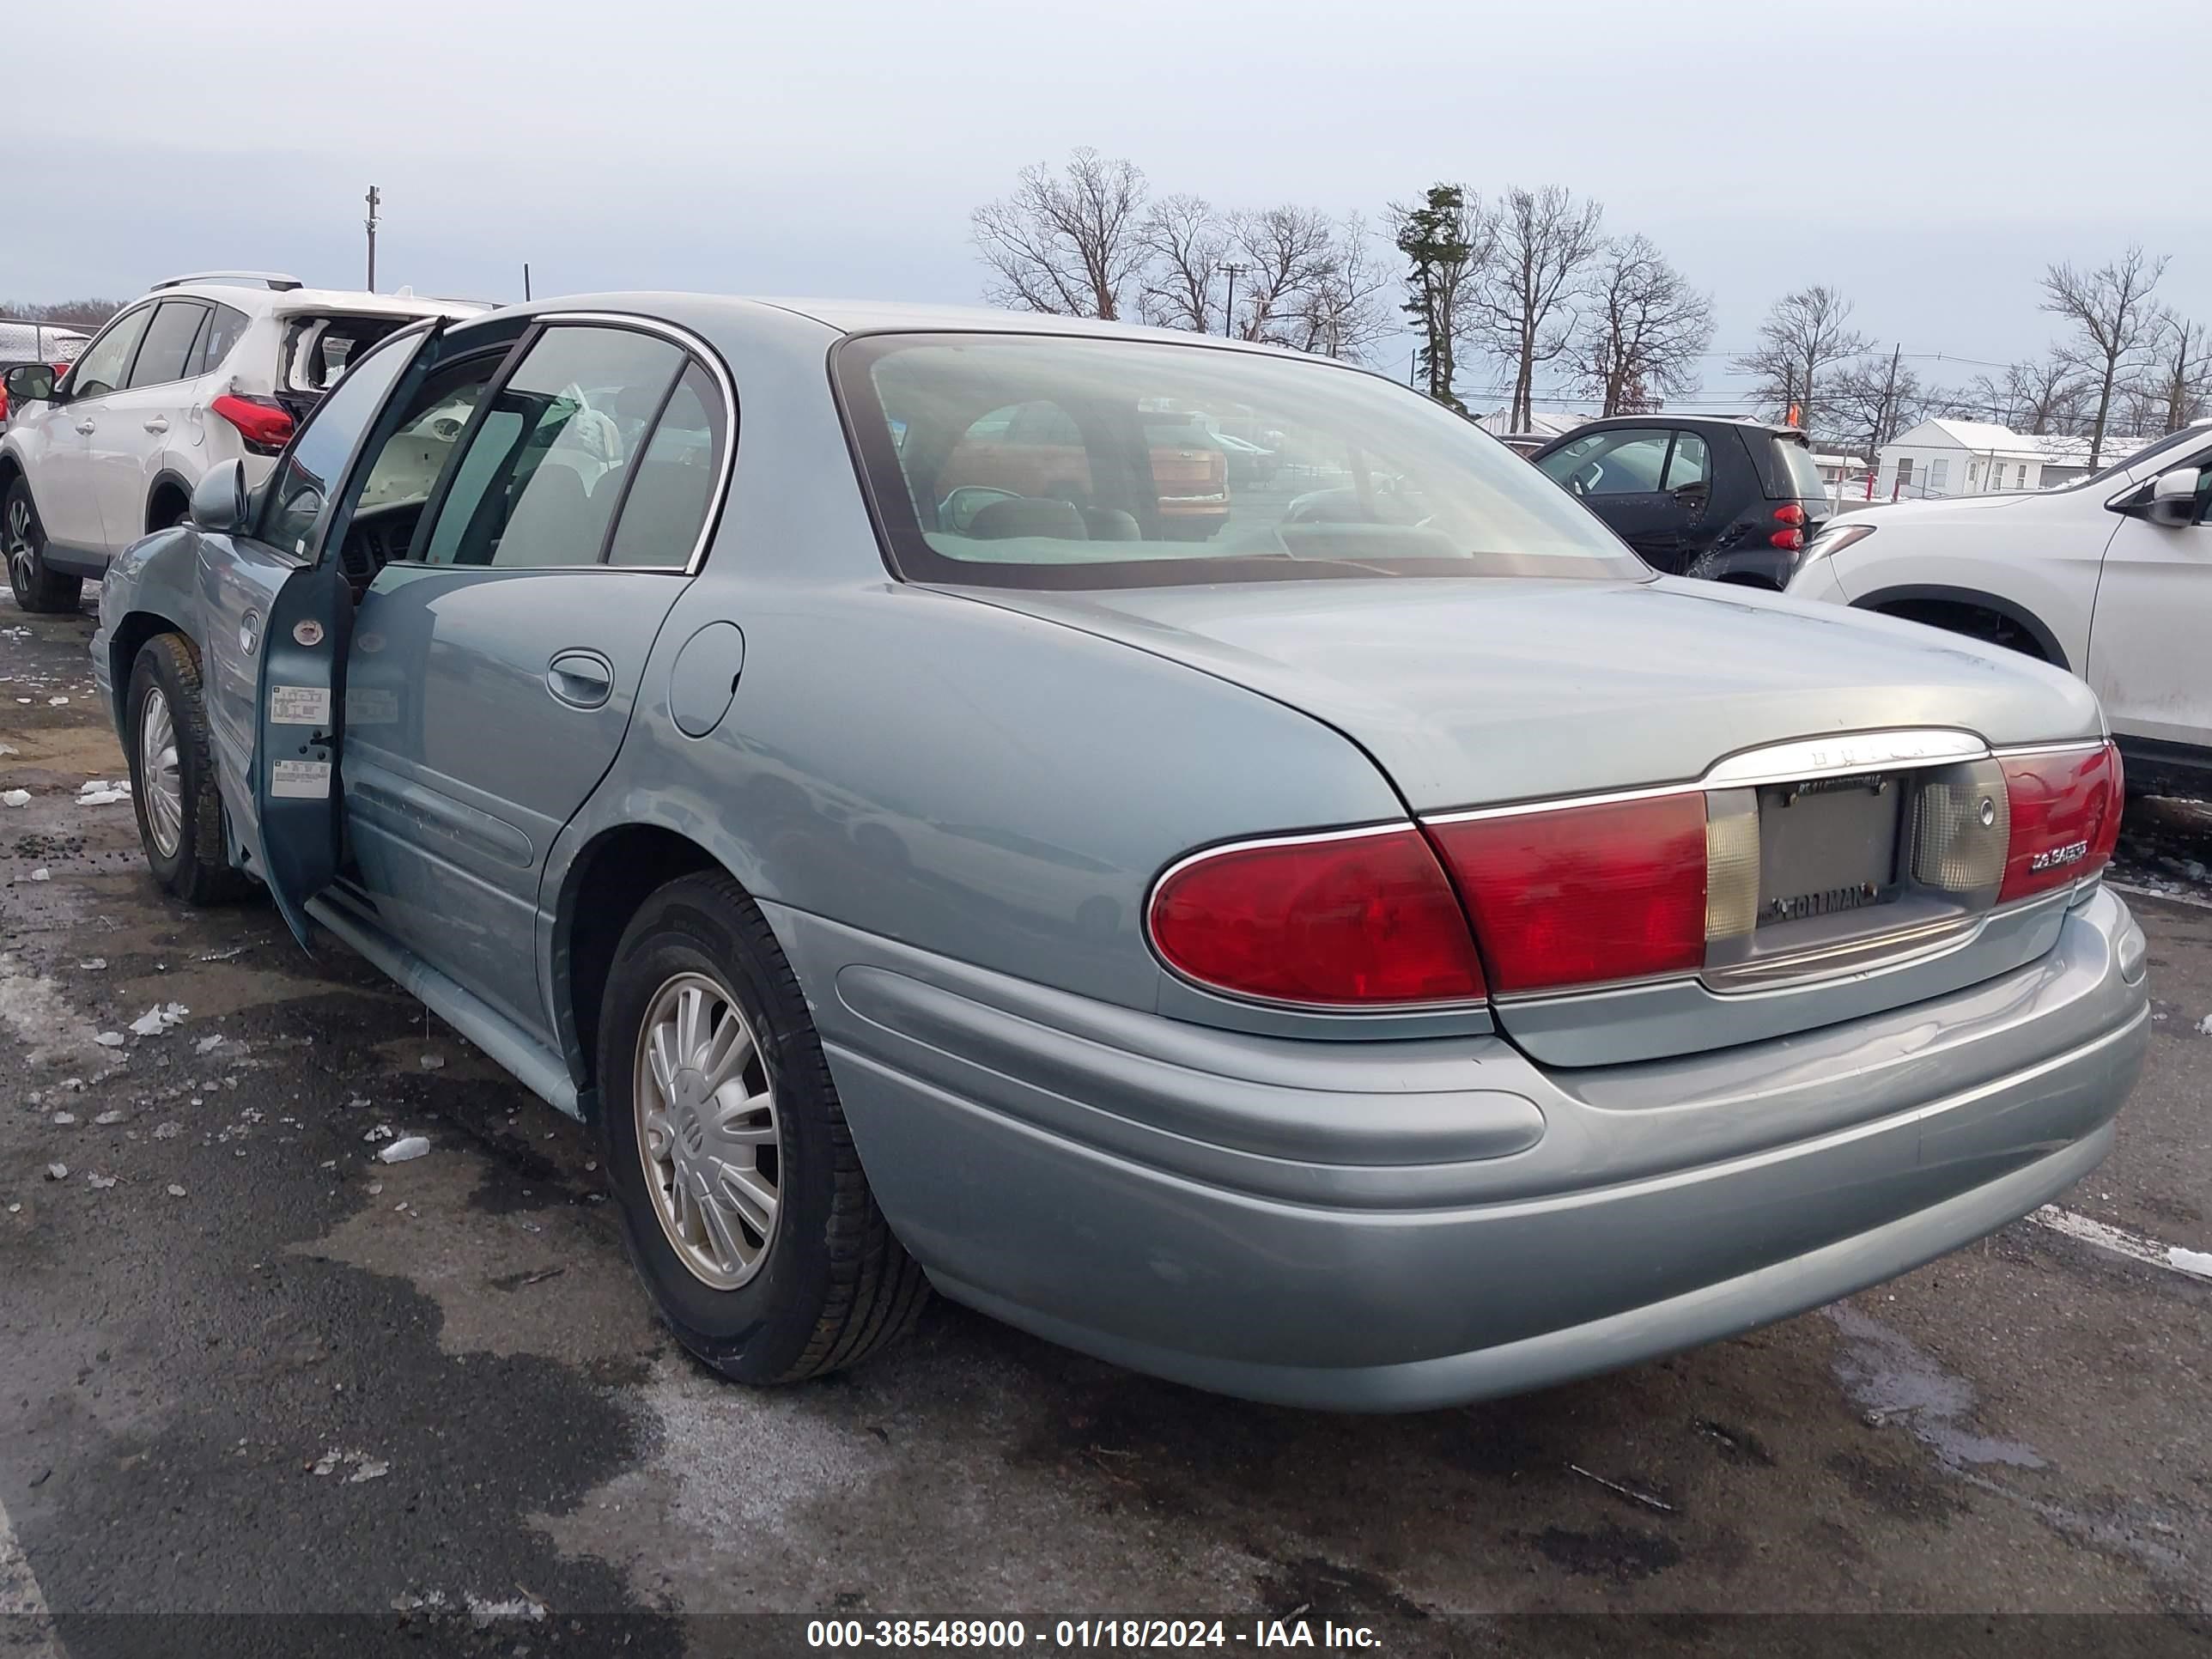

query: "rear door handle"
xmin=546 ymin=650 xmax=613 ymax=709
xmin=143 ymin=417 xmax=169 ymax=434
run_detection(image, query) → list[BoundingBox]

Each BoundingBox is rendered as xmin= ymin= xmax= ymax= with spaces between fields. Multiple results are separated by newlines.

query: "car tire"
xmin=125 ymin=634 xmax=252 ymax=905
xmin=597 ymin=871 xmax=929 ymax=1384
xmin=4 ymin=477 xmax=82 ymax=613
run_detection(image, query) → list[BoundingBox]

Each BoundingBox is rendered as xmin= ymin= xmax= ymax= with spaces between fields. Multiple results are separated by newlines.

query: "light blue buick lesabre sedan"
xmin=80 ymin=295 xmax=2146 ymax=1410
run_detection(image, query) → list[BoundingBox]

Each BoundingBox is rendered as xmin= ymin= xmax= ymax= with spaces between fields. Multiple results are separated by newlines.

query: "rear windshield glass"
xmin=835 ymin=332 xmax=1645 ymax=589
xmin=1772 ymin=435 xmax=1828 ymax=502
xmin=280 ymin=313 xmax=413 ymax=397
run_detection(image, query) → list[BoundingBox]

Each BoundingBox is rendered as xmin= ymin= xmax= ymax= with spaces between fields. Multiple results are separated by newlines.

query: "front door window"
xmin=258 ymin=326 xmax=430 ymax=557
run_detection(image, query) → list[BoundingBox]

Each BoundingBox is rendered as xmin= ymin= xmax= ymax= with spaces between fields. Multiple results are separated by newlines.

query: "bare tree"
xmin=2140 ymin=309 xmax=2212 ymax=434
xmin=1391 ymin=184 xmax=1486 ymax=411
xmin=1224 ymin=205 xmax=1341 ymax=345
xmin=1282 ymin=215 xmax=1394 ymax=362
xmin=2041 ymin=246 xmax=2167 ymax=465
xmin=972 ymin=149 xmax=1151 ymax=320
xmin=1467 ymin=186 xmax=1605 ymax=429
xmin=1966 ymin=356 xmax=2091 ymax=434
xmin=1136 ymin=193 xmax=1229 ymax=334
xmin=1732 ymin=285 xmax=1870 ymax=438
xmin=1567 ymin=234 xmax=1711 ymax=416
xmin=1830 ymin=345 xmax=1942 ymax=462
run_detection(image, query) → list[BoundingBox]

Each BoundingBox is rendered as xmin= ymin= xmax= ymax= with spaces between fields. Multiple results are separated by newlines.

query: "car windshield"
xmin=836 ymin=332 xmax=1644 ymax=589
xmin=2078 ymin=424 xmax=2212 ymax=489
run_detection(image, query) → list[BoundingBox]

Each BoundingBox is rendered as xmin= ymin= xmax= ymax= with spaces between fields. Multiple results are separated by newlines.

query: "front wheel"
xmin=125 ymin=635 xmax=252 ymax=904
xmin=4 ymin=477 xmax=82 ymax=613
xmin=596 ymin=872 xmax=929 ymax=1384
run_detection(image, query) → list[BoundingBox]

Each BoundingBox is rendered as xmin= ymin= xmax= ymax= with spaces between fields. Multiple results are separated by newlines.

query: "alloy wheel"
xmin=137 ymin=686 xmax=185 ymax=859
xmin=633 ymin=970 xmax=781 ymax=1290
xmin=5 ymin=495 xmax=34 ymax=597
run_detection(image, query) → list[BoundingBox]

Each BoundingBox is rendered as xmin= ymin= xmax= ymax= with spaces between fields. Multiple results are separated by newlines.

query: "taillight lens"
xmin=0 ymin=389 xmax=9 ymax=423
xmin=1769 ymin=527 xmax=1805 ymax=550
xmin=1773 ymin=502 xmax=1807 ymax=526
xmin=1148 ymin=828 xmax=1486 ymax=1006
xmin=1427 ymin=795 xmax=1708 ymax=994
xmin=1997 ymin=742 xmax=2123 ymax=902
xmin=210 ymin=392 xmax=295 ymax=455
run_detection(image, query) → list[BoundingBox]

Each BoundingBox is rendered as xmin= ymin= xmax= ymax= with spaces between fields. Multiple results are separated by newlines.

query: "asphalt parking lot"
xmin=3 ymin=591 xmax=2209 ymax=1656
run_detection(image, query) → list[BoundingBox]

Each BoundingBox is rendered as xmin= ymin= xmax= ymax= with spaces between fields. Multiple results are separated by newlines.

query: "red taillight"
xmin=1426 ymin=795 xmax=1708 ymax=994
xmin=210 ymin=392 xmax=295 ymax=454
xmin=1148 ymin=827 xmax=1486 ymax=1006
xmin=0 ymin=390 xmax=9 ymax=424
xmin=1769 ymin=527 xmax=1805 ymax=550
xmin=1773 ymin=502 xmax=1806 ymax=526
xmin=1998 ymin=742 xmax=2122 ymax=903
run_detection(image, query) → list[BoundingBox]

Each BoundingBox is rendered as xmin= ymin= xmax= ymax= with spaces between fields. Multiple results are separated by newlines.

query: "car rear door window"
xmin=64 ymin=307 xmax=155 ymax=399
xmin=419 ymin=325 xmax=685 ymax=568
xmin=125 ymin=301 xmax=211 ymax=389
xmin=605 ymin=362 xmax=726 ymax=568
xmin=1664 ymin=432 xmax=1711 ymax=489
xmin=192 ymin=303 xmax=252 ymax=377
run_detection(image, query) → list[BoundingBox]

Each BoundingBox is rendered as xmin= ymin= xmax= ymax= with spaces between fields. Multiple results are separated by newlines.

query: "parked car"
xmin=1530 ymin=415 xmax=1832 ymax=584
xmin=1789 ymin=420 xmax=2212 ymax=793
xmin=1 ymin=272 xmax=479 ymax=611
xmin=91 ymin=295 xmax=2145 ymax=1410
xmin=0 ymin=320 xmax=88 ymax=437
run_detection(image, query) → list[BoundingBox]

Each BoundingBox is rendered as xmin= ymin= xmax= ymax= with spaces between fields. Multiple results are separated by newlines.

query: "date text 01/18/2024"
xmin=805 ymin=1620 xmax=1384 ymax=1650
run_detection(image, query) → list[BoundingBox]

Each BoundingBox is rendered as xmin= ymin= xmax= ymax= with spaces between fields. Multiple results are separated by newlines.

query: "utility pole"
xmin=523 ymin=263 xmax=532 ymax=301
xmin=1218 ymin=261 xmax=1250 ymax=340
xmin=364 ymin=185 xmax=381 ymax=291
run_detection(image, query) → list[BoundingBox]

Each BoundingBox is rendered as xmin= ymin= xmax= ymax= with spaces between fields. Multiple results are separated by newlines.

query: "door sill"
xmin=305 ymin=893 xmax=583 ymax=1120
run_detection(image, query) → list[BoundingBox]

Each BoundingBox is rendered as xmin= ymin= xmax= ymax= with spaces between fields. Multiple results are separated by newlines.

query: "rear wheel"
xmin=4 ymin=477 xmax=82 ymax=613
xmin=597 ymin=872 xmax=929 ymax=1384
xmin=125 ymin=634 xmax=252 ymax=904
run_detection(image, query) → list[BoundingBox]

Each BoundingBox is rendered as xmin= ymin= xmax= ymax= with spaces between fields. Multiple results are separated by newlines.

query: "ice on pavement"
xmin=76 ymin=780 xmax=131 ymax=806
xmin=128 ymin=1002 xmax=190 ymax=1036
xmin=28 ymin=869 xmax=48 ymax=882
xmin=379 ymin=1136 xmax=432 ymax=1164
xmin=94 ymin=1032 xmax=124 ymax=1048
xmin=194 ymin=1034 xmax=225 ymax=1055
xmin=1 ymin=792 xmax=27 ymax=807
xmin=2171 ymin=1247 xmax=2212 ymax=1278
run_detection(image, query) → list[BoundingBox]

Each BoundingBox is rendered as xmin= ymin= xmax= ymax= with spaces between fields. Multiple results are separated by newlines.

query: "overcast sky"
xmin=9 ymin=0 xmax=2207 ymax=415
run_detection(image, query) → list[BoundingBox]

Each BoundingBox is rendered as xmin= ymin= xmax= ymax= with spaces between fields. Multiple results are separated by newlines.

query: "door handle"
xmin=545 ymin=650 xmax=613 ymax=709
xmin=143 ymin=417 xmax=169 ymax=434
xmin=75 ymin=420 xmax=95 ymax=434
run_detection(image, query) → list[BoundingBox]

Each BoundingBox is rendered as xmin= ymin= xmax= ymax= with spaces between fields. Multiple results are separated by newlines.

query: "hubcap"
xmin=633 ymin=971 xmax=781 ymax=1290
xmin=5 ymin=496 xmax=33 ymax=592
xmin=138 ymin=686 xmax=184 ymax=859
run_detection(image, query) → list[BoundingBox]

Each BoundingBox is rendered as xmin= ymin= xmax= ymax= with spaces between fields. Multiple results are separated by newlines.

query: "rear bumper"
xmin=779 ymin=885 xmax=2148 ymax=1412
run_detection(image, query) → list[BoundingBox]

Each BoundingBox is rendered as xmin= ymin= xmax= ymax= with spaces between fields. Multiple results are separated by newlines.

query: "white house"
xmin=1875 ymin=418 xmax=2156 ymax=500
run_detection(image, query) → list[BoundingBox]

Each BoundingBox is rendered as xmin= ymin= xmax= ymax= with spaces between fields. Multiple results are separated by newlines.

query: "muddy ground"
xmin=3 ymin=593 xmax=2209 ymax=1656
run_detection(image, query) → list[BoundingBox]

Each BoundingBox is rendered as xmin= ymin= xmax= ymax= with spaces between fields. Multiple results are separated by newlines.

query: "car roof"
xmin=445 ymin=291 xmax=1316 ymax=357
xmin=1550 ymin=412 xmax=1805 ymax=438
xmin=139 ymin=280 xmax=485 ymax=320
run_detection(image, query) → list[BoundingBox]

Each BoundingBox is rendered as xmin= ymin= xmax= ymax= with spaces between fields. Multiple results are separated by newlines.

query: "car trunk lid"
xmin=959 ymin=575 xmax=2111 ymax=1060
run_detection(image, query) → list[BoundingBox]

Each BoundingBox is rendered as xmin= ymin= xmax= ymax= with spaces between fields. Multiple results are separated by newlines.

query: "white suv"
xmin=1 ymin=272 xmax=480 ymax=611
xmin=1788 ymin=420 xmax=2212 ymax=792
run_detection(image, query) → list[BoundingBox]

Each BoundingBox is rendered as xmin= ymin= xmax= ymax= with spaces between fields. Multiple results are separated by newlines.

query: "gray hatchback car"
xmin=90 ymin=295 xmax=2148 ymax=1410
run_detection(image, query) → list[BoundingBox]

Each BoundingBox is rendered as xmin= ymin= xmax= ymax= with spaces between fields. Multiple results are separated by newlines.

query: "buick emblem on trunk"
xmin=1768 ymin=881 xmax=1881 ymax=922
